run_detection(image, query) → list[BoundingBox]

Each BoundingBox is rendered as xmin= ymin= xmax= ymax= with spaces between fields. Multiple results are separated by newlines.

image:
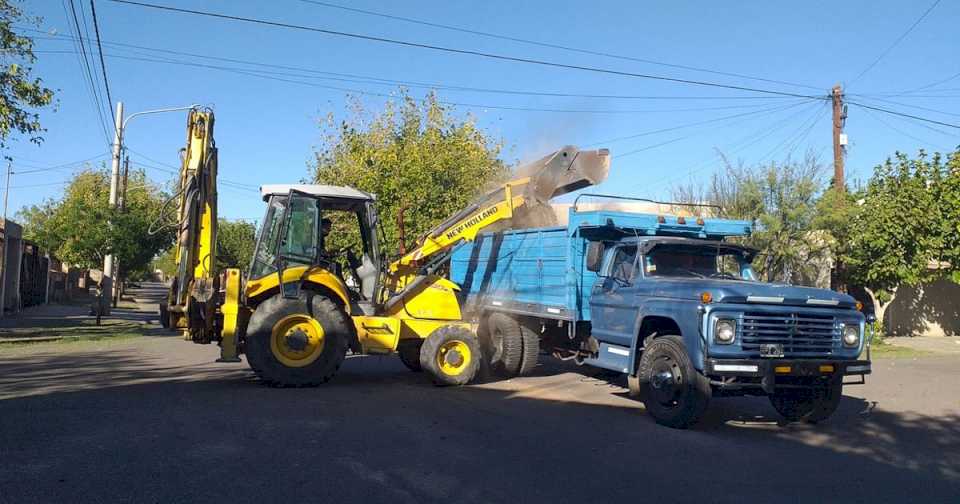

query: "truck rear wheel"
xmin=420 ymin=325 xmax=480 ymax=386
xmin=518 ymin=325 xmax=540 ymax=376
xmin=636 ymin=335 xmax=711 ymax=429
xmin=397 ymin=339 xmax=423 ymax=372
xmin=770 ymin=379 xmax=843 ymax=423
xmin=484 ymin=313 xmax=524 ymax=376
xmin=244 ymin=292 xmax=350 ymax=387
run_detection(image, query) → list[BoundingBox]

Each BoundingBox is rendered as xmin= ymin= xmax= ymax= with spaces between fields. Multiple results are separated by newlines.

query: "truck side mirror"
xmin=586 ymin=242 xmax=605 ymax=272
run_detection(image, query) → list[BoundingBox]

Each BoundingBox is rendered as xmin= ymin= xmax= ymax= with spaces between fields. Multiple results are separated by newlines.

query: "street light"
xmin=100 ymin=102 xmax=198 ymax=313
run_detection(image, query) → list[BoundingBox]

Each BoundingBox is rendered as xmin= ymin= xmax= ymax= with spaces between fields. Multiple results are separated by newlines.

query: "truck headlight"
xmin=715 ymin=319 xmax=736 ymax=345
xmin=842 ymin=324 xmax=860 ymax=347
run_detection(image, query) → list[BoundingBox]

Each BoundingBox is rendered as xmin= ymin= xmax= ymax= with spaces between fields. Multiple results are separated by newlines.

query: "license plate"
xmin=760 ymin=344 xmax=784 ymax=358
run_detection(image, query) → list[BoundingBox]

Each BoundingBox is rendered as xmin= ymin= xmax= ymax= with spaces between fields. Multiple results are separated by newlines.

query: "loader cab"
xmin=251 ymin=184 xmax=381 ymax=303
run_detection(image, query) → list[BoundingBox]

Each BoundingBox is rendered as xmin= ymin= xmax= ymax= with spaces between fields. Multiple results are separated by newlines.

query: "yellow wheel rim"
xmin=436 ymin=340 xmax=472 ymax=376
xmin=270 ymin=314 xmax=326 ymax=368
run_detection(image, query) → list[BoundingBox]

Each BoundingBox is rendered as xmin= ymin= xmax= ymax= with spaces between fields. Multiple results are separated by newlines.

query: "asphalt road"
xmin=0 ymin=290 xmax=958 ymax=503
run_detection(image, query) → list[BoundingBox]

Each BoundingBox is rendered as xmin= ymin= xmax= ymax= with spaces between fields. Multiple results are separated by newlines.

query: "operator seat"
xmin=356 ymin=253 xmax=377 ymax=300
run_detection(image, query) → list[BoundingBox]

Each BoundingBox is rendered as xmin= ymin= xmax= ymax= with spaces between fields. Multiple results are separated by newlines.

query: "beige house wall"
xmin=887 ymin=279 xmax=960 ymax=337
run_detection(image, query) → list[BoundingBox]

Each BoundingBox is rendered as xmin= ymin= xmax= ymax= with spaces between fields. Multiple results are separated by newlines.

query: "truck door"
xmin=589 ymin=244 xmax=639 ymax=348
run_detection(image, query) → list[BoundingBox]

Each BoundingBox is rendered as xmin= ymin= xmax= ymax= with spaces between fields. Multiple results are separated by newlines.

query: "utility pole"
xmin=0 ymin=161 xmax=10 ymax=318
xmin=120 ymin=156 xmax=129 ymax=211
xmin=831 ymin=85 xmax=846 ymax=190
xmin=102 ymin=101 xmax=124 ymax=315
xmin=113 ymin=155 xmax=130 ymax=306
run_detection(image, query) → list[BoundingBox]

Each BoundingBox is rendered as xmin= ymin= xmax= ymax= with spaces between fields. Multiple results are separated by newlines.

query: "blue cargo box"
xmin=451 ymin=226 xmax=595 ymax=321
xmin=449 ymin=208 xmax=752 ymax=322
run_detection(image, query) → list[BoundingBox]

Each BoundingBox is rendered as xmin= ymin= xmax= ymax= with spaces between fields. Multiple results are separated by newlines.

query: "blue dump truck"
xmin=451 ymin=198 xmax=873 ymax=428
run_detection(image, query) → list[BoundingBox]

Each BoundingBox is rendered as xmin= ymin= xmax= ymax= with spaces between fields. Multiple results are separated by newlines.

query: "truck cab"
xmin=587 ymin=232 xmax=871 ymax=427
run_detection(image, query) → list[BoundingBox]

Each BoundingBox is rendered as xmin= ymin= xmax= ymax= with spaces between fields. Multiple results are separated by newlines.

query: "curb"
xmin=0 ymin=336 xmax=64 ymax=345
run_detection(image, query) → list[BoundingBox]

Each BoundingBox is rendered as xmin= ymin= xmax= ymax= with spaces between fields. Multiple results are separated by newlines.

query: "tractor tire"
xmin=770 ymin=379 xmax=843 ymax=423
xmin=397 ymin=339 xmax=423 ymax=372
xmin=518 ymin=325 xmax=540 ymax=376
xmin=420 ymin=325 xmax=481 ymax=386
xmin=636 ymin=335 xmax=711 ymax=429
xmin=485 ymin=313 xmax=524 ymax=376
xmin=244 ymin=292 xmax=350 ymax=387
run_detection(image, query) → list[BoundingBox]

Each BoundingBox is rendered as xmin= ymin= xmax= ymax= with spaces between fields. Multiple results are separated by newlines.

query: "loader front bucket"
xmin=518 ymin=145 xmax=611 ymax=203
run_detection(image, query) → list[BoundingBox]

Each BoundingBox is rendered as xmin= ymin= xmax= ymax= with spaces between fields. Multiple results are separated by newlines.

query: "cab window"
xmin=610 ymin=245 xmax=638 ymax=283
xmin=281 ymin=195 xmax=319 ymax=263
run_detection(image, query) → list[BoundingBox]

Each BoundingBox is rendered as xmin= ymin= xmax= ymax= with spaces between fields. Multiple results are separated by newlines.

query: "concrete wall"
xmin=887 ymin=279 xmax=960 ymax=337
xmin=1 ymin=220 xmax=24 ymax=314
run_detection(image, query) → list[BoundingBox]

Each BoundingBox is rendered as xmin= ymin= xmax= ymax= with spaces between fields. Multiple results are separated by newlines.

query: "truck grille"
xmin=740 ymin=311 xmax=837 ymax=356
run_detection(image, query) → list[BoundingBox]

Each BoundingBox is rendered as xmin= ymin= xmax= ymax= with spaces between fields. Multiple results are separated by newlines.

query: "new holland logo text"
xmin=445 ymin=207 xmax=500 ymax=240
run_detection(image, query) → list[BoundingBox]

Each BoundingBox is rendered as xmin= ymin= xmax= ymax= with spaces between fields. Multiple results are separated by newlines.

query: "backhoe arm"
xmin=166 ymin=107 xmax=219 ymax=342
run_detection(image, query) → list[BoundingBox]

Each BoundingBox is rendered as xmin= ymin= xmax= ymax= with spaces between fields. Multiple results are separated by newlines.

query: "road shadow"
xmin=0 ymin=348 xmax=957 ymax=503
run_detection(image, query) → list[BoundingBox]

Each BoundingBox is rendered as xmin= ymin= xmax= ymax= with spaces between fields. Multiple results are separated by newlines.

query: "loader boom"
xmin=390 ymin=146 xmax=609 ymax=275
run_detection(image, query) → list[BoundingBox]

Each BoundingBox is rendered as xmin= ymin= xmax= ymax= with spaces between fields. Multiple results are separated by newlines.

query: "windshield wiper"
xmin=677 ymin=268 xmax=707 ymax=278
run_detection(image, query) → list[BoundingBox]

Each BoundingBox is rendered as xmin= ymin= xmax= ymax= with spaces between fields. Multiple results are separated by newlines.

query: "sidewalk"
xmin=0 ymin=283 xmax=166 ymax=342
xmin=887 ymin=336 xmax=960 ymax=355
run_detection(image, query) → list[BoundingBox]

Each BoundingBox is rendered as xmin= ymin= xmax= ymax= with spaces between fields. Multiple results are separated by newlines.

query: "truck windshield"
xmin=644 ymin=245 xmax=754 ymax=280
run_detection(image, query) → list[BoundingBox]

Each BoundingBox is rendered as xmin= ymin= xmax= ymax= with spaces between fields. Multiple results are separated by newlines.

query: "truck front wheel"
xmin=636 ymin=335 xmax=711 ymax=429
xmin=769 ymin=379 xmax=843 ymax=423
xmin=244 ymin=292 xmax=350 ymax=387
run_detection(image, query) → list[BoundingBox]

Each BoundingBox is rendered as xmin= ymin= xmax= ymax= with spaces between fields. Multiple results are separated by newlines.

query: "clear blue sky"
xmin=7 ymin=0 xmax=959 ymax=222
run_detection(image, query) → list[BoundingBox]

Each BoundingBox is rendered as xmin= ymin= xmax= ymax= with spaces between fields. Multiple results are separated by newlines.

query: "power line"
xmin=585 ymin=99 xmax=816 ymax=147
xmin=126 ymin=150 xmax=258 ymax=189
xmin=859 ymin=105 xmax=952 ymax=151
xmin=10 ymin=181 xmax=71 ymax=189
xmin=28 ymin=29 xmax=807 ymax=102
xmin=847 ymin=94 xmax=960 ymax=118
xmin=11 ymin=152 xmax=110 ymax=174
xmin=89 ymin=0 xmax=114 ymax=108
xmin=109 ymin=0 xmax=823 ymax=100
xmin=76 ymin=0 xmax=112 ymax=122
xmin=37 ymin=48 xmax=814 ymax=116
xmin=846 ymin=100 xmax=960 ymax=129
xmin=295 ymin=0 xmax=823 ymax=92
xmin=64 ymin=0 xmax=112 ymax=146
xmin=849 ymin=0 xmax=942 ymax=85
xmin=626 ymin=100 xmax=827 ymax=194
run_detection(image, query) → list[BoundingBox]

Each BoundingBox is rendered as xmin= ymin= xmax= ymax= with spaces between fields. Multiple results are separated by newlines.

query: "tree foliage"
xmin=673 ymin=153 xmax=826 ymax=284
xmin=0 ymin=1 xmax=55 ymax=151
xmin=216 ymin=219 xmax=256 ymax=271
xmin=311 ymin=91 xmax=507 ymax=258
xmin=837 ymin=150 xmax=960 ymax=329
xmin=17 ymin=168 xmax=175 ymax=278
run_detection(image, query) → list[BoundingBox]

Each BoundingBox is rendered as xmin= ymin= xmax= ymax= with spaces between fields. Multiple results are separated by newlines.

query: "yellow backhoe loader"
xmin=161 ymin=107 xmax=610 ymax=386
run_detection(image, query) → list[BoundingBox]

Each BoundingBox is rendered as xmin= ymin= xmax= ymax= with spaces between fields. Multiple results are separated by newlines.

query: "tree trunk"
xmin=864 ymin=286 xmax=898 ymax=337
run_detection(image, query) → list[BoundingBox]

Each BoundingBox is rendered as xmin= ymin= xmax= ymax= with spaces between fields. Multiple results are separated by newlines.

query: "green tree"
xmin=216 ymin=219 xmax=256 ymax=271
xmin=843 ymin=150 xmax=957 ymax=332
xmin=673 ymin=153 xmax=827 ymax=284
xmin=17 ymin=168 xmax=175 ymax=280
xmin=311 ymin=91 xmax=507 ymax=258
xmin=0 ymin=1 xmax=55 ymax=151
xmin=939 ymin=149 xmax=960 ymax=283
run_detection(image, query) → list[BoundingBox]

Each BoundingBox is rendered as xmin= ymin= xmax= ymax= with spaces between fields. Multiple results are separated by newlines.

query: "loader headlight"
xmin=715 ymin=319 xmax=736 ymax=345
xmin=842 ymin=324 xmax=860 ymax=347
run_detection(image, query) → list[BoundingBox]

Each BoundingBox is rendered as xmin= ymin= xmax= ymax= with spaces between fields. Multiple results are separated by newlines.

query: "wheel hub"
xmin=436 ymin=340 xmax=472 ymax=376
xmin=285 ymin=328 xmax=310 ymax=351
xmin=650 ymin=358 xmax=683 ymax=406
xmin=444 ymin=349 xmax=464 ymax=368
xmin=270 ymin=315 xmax=326 ymax=368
